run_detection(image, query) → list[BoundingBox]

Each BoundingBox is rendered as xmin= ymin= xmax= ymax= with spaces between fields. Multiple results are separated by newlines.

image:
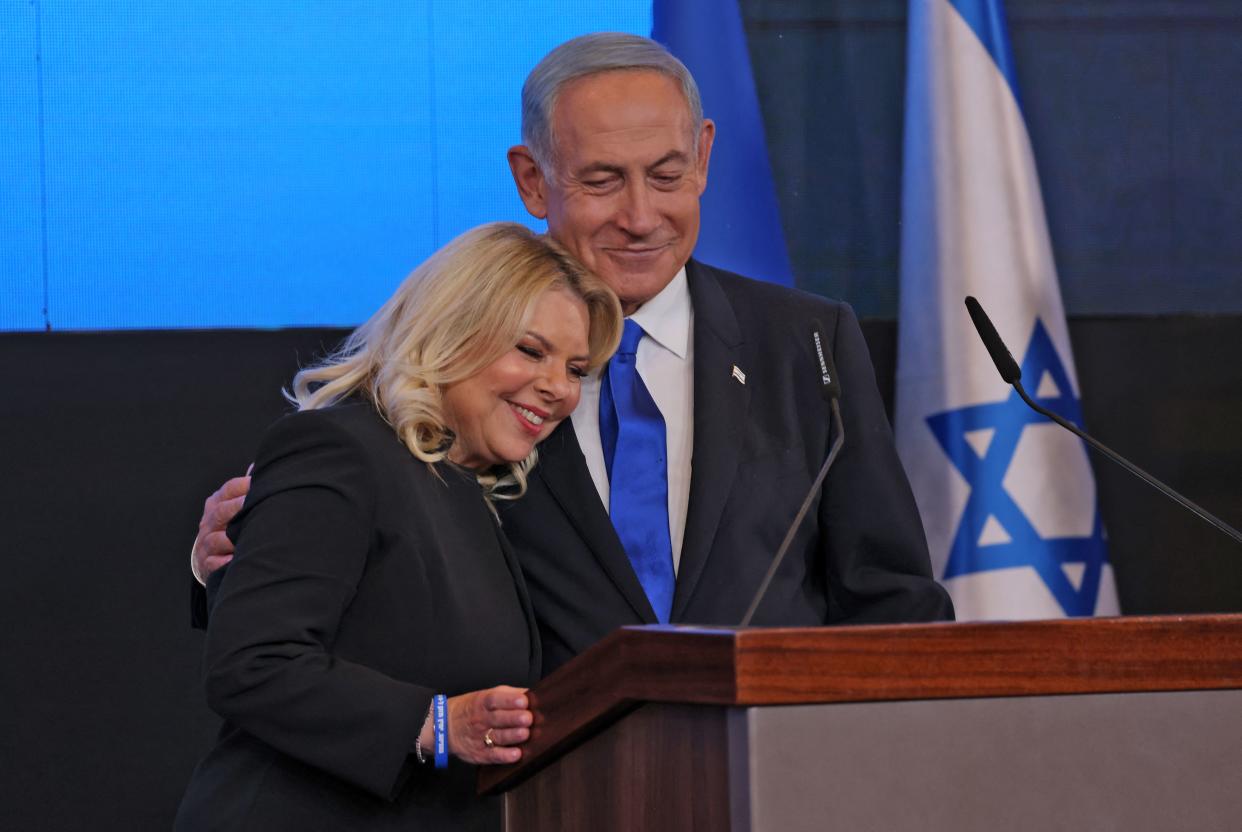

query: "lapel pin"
xmin=731 ymin=365 xmax=746 ymax=385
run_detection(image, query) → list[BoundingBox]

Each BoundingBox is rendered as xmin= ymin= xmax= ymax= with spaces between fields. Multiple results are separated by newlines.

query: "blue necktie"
xmin=599 ymin=320 xmax=676 ymax=623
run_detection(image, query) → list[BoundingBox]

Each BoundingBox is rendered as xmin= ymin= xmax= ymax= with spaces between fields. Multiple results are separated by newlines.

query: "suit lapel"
xmin=534 ymin=420 xmax=658 ymax=623
xmin=489 ymin=514 xmax=543 ymax=682
xmin=672 ymin=262 xmax=749 ymax=620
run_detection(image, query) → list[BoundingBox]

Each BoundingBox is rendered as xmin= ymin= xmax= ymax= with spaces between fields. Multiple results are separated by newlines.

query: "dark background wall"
xmin=4 ymin=1 xmax=1242 ymax=829
xmin=743 ymin=0 xmax=1242 ymax=317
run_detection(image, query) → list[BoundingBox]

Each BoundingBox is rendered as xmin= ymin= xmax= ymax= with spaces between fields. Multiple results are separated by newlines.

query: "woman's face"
xmin=442 ymin=287 xmax=591 ymax=470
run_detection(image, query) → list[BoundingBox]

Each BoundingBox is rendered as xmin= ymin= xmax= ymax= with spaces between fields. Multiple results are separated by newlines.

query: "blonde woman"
xmin=176 ymin=222 xmax=621 ymax=831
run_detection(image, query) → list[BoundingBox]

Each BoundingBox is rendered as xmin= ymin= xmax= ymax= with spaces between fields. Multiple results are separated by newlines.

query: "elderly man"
xmin=193 ymin=33 xmax=952 ymax=674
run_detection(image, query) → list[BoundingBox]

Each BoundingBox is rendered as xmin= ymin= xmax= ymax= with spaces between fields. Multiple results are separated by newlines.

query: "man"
xmin=193 ymin=34 xmax=953 ymax=675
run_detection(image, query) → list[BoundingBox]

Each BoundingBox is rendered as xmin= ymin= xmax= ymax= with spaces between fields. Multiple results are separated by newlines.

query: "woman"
xmin=175 ymin=222 xmax=622 ymax=830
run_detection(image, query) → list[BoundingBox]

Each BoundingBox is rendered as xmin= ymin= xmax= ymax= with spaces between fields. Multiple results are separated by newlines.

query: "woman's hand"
xmin=433 ymin=686 xmax=532 ymax=765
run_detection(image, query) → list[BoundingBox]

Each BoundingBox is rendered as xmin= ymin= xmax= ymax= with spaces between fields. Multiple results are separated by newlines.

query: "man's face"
xmin=510 ymin=70 xmax=714 ymax=314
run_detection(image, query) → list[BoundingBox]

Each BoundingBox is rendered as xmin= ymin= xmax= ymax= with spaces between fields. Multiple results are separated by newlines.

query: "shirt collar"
xmin=628 ymin=266 xmax=690 ymax=360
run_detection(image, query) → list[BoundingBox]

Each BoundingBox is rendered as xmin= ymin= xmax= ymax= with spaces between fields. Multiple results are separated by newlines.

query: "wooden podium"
xmin=480 ymin=615 xmax=1242 ymax=831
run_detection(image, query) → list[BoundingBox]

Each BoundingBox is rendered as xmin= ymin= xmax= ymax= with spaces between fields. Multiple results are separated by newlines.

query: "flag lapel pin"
xmin=731 ymin=365 xmax=746 ymax=384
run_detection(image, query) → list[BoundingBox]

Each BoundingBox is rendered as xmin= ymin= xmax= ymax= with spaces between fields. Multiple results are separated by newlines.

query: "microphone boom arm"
xmin=740 ymin=398 xmax=846 ymax=627
xmin=965 ymin=295 xmax=1242 ymax=547
xmin=1011 ymin=378 xmax=1242 ymax=545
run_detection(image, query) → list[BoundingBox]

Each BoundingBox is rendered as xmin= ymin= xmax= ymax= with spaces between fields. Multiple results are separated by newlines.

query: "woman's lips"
xmin=508 ymin=401 xmax=548 ymax=436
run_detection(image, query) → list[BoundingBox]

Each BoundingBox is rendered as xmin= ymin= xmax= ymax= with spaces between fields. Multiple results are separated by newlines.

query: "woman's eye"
xmin=569 ymin=365 xmax=588 ymax=380
xmin=517 ymin=345 xmax=542 ymax=360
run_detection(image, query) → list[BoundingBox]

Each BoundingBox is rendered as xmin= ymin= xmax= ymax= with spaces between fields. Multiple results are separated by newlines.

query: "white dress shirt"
xmin=570 ymin=266 xmax=694 ymax=574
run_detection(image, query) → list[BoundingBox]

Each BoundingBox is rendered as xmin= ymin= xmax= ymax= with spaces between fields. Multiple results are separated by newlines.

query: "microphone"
xmin=965 ymin=296 xmax=1021 ymax=383
xmin=964 ymin=296 xmax=1242 ymax=546
xmin=740 ymin=325 xmax=846 ymax=627
xmin=812 ymin=328 xmax=842 ymax=400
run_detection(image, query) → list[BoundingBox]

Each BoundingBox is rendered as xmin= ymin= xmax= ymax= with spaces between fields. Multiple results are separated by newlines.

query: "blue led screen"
xmin=1 ymin=2 xmax=651 ymax=331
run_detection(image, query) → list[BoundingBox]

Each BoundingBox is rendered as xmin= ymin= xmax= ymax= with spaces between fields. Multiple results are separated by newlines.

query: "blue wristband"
xmin=433 ymin=694 xmax=448 ymax=769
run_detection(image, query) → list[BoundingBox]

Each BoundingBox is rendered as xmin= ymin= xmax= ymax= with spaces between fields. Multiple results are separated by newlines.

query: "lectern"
xmin=480 ymin=615 xmax=1242 ymax=831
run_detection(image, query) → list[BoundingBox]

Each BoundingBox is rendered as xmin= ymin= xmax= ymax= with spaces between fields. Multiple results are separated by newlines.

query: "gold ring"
xmin=483 ymin=729 xmax=496 ymax=749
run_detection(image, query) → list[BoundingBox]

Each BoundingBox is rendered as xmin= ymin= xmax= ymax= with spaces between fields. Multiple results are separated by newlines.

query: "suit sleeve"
xmin=190 ymin=579 xmax=207 ymax=629
xmin=820 ymin=304 xmax=955 ymax=623
xmin=202 ymin=409 xmax=431 ymax=801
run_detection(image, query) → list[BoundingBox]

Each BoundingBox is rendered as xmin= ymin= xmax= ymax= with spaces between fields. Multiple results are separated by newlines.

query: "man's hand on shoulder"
xmin=191 ymin=468 xmax=252 ymax=585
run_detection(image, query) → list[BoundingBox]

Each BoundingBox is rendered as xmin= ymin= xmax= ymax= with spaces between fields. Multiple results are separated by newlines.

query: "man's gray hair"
xmin=521 ymin=32 xmax=704 ymax=176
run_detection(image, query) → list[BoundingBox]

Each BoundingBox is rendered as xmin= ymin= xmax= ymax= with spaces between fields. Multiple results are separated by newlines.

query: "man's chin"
xmin=596 ymin=252 xmax=680 ymax=306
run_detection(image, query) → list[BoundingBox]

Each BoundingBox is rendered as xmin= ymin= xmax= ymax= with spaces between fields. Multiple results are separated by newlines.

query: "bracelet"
xmin=413 ymin=701 xmax=433 ymax=764
xmin=433 ymin=694 xmax=448 ymax=769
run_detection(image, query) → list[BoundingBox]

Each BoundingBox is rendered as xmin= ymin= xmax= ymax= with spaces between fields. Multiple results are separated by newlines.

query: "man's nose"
xmin=617 ymin=181 xmax=660 ymax=237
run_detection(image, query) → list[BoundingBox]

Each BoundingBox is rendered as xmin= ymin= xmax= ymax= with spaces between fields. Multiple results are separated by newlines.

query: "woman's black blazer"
xmin=176 ymin=401 xmax=540 ymax=831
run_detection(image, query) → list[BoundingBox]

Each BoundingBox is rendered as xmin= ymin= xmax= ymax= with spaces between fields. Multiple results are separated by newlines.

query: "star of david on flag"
xmin=926 ymin=320 xmax=1110 ymax=616
xmin=894 ymin=0 xmax=1119 ymax=619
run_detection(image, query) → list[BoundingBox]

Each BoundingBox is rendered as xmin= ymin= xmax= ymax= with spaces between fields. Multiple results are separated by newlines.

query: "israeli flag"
xmin=894 ymin=0 xmax=1120 ymax=619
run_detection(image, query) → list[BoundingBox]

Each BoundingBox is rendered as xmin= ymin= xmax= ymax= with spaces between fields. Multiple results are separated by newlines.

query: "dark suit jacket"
xmin=177 ymin=402 xmax=539 ymax=831
xmin=501 ymin=260 xmax=953 ymax=674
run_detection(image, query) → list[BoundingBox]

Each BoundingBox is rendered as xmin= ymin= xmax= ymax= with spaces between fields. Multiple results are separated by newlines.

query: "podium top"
xmin=479 ymin=614 xmax=1242 ymax=794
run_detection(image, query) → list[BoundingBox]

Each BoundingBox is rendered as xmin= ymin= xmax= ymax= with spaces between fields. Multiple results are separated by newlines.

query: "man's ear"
xmin=694 ymin=119 xmax=716 ymax=196
xmin=507 ymin=145 xmax=550 ymax=220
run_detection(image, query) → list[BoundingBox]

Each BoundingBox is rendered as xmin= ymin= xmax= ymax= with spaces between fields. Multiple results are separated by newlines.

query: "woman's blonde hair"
xmin=289 ymin=222 xmax=622 ymax=499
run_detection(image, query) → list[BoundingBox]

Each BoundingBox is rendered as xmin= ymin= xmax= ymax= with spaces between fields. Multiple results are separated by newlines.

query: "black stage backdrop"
xmin=3 ymin=316 xmax=1240 ymax=830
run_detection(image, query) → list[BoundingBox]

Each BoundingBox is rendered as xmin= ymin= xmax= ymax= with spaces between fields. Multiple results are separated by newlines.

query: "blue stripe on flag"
xmin=653 ymin=0 xmax=793 ymax=285
xmin=947 ymin=0 xmax=1022 ymax=105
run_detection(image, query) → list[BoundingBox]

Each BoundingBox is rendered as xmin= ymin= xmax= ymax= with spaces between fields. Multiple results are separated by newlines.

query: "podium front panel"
xmin=735 ymin=689 xmax=1242 ymax=831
